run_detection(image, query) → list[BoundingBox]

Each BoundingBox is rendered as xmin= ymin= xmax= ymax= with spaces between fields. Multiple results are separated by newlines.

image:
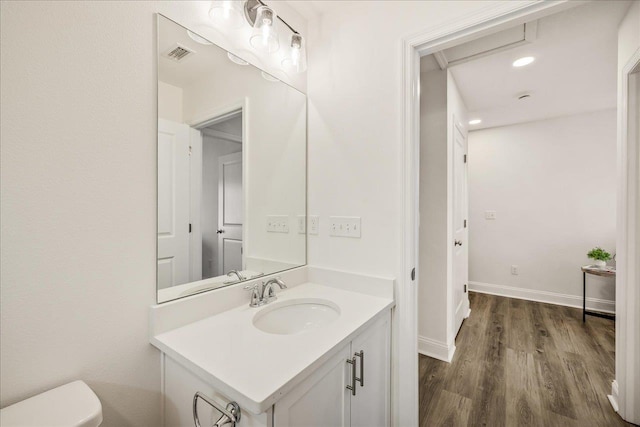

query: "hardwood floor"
xmin=419 ymin=292 xmax=633 ymax=427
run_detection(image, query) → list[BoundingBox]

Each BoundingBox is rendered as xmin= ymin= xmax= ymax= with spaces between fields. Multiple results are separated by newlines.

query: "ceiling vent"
xmin=163 ymin=43 xmax=195 ymax=62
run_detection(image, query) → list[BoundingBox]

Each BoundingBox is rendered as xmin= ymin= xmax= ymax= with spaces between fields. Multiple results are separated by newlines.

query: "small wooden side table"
xmin=581 ymin=265 xmax=616 ymax=322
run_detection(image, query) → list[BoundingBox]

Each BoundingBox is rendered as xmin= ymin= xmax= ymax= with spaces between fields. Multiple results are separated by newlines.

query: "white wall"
xmin=158 ymin=81 xmax=183 ymax=123
xmin=0 ymin=2 xmax=306 ymax=426
xmin=418 ymin=70 xmax=448 ymax=346
xmin=468 ymin=109 xmax=617 ymax=306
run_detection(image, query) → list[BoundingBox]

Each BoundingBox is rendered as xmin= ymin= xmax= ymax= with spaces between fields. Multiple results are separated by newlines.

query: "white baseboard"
xmin=468 ymin=281 xmax=615 ymax=314
xmin=418 ymin=336 xmax=456 ymax=363
xmin=608 ymin=380 xmax=619 ymax=413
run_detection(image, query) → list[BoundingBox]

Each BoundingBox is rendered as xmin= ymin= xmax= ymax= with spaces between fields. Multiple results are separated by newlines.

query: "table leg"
xmin=583 ymin=272 xmax=586 ymax=323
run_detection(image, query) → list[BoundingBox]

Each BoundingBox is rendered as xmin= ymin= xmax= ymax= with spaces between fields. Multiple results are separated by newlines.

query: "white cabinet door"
xmin=350 ymin=314 xmax=391 ymax=427
xmin=273 ymin=343 xmax=351 ymax=427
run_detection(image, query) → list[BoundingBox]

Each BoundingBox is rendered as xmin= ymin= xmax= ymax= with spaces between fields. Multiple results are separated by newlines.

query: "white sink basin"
xmin=253 ymin=298 xmax=340 ymax=335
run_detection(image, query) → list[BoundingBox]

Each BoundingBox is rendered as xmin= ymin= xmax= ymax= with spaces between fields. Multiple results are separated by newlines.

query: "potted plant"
xmin=587 ymin=247 xmax=611 ymax=268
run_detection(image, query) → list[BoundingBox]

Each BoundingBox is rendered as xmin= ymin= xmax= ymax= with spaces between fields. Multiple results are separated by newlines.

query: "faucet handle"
xmin=244 ymin=283 xmax=263 ymax=307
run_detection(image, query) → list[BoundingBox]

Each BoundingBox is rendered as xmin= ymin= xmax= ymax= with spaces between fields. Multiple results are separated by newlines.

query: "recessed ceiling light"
xmin=469 ymin=119 xmax=482 ymax=125
xmin=513 ymin=56 xmax=535 ymax=67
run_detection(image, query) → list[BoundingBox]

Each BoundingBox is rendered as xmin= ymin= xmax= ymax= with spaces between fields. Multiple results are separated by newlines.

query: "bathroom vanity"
xmin=150 ymin=269 xmax=394 ymax=427
xmin=152 ymin=14 xmax=394 ymax=427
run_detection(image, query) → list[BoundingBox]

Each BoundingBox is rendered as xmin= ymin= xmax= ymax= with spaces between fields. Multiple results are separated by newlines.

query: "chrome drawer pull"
xmin=346 ymin=356 xmax=357 ymax=396
xmin=193 ymin=392 xmax=241 ymax=427
xmin=355 ymin=350 xmax=364 ymax=387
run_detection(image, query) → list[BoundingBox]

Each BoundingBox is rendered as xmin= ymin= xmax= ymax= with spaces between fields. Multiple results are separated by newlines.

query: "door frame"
xmin=611 ymin=47 xmax=640 ymax=423
xmin=396 ymin=1 xmax=637 ymax=425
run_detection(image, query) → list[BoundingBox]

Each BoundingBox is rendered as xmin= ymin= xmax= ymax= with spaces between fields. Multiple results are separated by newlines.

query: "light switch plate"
xmin=485 ymin=210 xmax=497 ymax=220
xmin=329 ymin=216 xmax=361 ymax=238
xmin=267 ymin=215 xmax=289 ymax=233
xmin=297 ymin=215 xmax=306 ymax=234
xmin=309 ymin=216 xmax=319 ymax=235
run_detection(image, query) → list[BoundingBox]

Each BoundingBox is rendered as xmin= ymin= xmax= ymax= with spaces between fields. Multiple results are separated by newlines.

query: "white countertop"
xmin=151 ymin=282 xmax=394 ymax=414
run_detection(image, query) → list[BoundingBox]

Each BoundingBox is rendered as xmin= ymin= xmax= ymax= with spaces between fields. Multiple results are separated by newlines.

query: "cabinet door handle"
xmin=355 ymin=351 xmax=364 ymax=387
xmin=346 ymin=357 xmax=357 ymax=396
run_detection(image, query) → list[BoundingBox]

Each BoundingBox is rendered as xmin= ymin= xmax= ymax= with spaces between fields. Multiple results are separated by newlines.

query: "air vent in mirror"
xmin=163 ymin=43 xmax=195 ymax=62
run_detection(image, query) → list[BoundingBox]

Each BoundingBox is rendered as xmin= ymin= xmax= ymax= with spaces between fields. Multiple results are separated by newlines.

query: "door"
xmin=217 ymin=152 xmax=243 ymax=274
xmin=157 ymin=118 xmax=190 ymax=289
xmin=452 ymin=120 xmax=469 ymax=335
xmin=350 ymin=314 xmax=391 ymax=427
xmin=273 ymin=343 xmax=351 ymax=427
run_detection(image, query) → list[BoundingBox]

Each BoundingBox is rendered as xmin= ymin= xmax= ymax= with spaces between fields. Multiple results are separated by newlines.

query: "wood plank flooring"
xmin=419 ymin=292 xmax=633 ymax=427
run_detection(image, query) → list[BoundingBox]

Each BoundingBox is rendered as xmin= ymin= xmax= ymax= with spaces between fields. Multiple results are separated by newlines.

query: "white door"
xmin=157 ymin=119 xmax=191 ymax=289
xmin=217 ymin=152 xmax=243 ymax=274
xmin=350 ymin=314 xmax=391 ymax=427
xmin=452 ymin=121 xmax=469 ymax=335
xmin=273 ymin=343 xmax=351 ymax=427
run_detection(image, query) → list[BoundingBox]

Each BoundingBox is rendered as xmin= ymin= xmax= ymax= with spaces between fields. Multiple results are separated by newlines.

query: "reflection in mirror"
xmin=157 ymin=15 xmax=306 ymax=303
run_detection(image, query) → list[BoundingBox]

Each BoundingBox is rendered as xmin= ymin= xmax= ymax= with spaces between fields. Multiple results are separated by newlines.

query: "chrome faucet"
xmin=244 ymin=278 xmax=288 ymax=307
xmin=263 ymin=278 xmax=287 ymax=302
xmin=227 ymin=270 xmax=245 ymax=281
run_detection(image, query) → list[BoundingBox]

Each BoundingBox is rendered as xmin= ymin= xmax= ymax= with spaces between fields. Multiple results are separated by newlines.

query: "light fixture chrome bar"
xmin=244 ymin=0 xmax=299 ymax=35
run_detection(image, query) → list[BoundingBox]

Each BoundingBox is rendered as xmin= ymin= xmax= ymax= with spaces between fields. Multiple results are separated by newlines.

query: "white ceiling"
xmin=421 ymin=1 xmax=631 ymax=130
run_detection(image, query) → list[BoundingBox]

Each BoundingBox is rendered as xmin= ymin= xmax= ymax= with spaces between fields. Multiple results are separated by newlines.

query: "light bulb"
xmin=249 ymin=6 xmax=279 ymax=53
xmin=209 ymin=0 xmax=244 ymax=29
xmin=282 ymin=34 xmax=306 ymax=73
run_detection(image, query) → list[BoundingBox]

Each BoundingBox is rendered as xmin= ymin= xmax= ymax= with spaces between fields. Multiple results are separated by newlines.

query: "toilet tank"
xmin=0 ymin=380 xmax=102 ymax=427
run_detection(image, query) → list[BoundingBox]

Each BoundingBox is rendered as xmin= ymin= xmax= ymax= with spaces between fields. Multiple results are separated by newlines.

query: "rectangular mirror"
xmin=157 ymin=15 xmax=306 ymax=303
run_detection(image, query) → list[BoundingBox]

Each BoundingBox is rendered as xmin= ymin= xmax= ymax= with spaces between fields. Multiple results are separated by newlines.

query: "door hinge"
xmin=464 ymin=283 xmax=468 ymax=293
xmin=464 ymin=219 xmax=467 ymax=228
xmin=189 ymin=146 xmax=192 ymax=156
xmin=411 ymin=268 xmax=416 ymax=281
xmin=464 ymin=154 xmax=467 ymax=163
xmin=189 ymin=223 xmax=192 ymax=233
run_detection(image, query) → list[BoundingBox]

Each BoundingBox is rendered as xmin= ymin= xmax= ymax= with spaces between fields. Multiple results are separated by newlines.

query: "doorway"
xmin=400 ymin=1 xmax=640 ymax=425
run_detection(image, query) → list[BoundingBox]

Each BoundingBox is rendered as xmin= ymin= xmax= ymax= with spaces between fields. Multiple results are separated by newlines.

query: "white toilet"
xmin=0 ymin=380 xmax=102 ymax=427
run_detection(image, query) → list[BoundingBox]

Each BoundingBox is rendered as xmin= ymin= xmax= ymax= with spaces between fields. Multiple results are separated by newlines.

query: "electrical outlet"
xmin=485 ymin=210 xmax=497 ymax=220
xmin=309 ymin=216 xmax=319 ymax=235
xmin=329 ymin=216 xmax=361 ymax=238
xmin=297 ymin=215 xmax=306 ymax=234
xmin=511 ymin=265 xmax=519 ymax=275
xmin=267 ymin=215 xmax=289 ymax=233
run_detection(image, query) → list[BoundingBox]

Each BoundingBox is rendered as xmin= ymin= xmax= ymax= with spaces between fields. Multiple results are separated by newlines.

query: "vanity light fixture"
xmin=249 ymin=5 xmax=279 ymax=53
xmin=469 ymin=119 xmax=482 ymax=125
xmin=512 ymin=56 xmax=535 ymax=67
xmin=209 ymin=0 xmax=245 ymax=29
xmin=209 ymin=0 xmax=307 ymax=74
xmin=227 ymin=52 xmax=249 ymax=65
xmin=282 ymin=34 xmax=307 ymax=73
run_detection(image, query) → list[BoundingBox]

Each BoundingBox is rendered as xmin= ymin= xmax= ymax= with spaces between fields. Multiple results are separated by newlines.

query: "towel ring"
xmin=193 ymin=392 xmax=241 ymax=427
